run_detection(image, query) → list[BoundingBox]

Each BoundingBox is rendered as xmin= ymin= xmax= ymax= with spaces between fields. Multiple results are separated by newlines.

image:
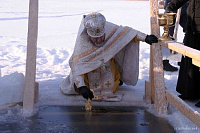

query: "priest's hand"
xmin=145 ymin=35 xmax=158 ymax=45
xmin=78 ymin=86 xmax=94 ymax=100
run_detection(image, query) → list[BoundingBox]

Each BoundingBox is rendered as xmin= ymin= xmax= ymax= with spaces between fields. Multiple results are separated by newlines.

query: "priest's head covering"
xmin=84 ymin=12 xmax=106 ymax=37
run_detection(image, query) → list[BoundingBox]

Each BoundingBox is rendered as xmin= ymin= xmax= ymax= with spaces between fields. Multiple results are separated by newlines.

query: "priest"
xmin=60 ymin=12 xmax=158 ymax=101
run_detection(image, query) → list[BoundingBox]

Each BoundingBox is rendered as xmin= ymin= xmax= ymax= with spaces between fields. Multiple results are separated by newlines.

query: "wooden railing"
xmin=161 ymin=41 xmax=200 ymax=66
xmin=148 ymin=0 xmax=200 ymax=127
xmin=160 ymin=41 xmax=200 ymax=127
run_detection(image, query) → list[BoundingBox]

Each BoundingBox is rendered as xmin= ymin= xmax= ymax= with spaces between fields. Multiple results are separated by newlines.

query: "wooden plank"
xmin=160 ymin=41 xmax=200 ymax=62
xmin=192 ymin=59 xmax=200 ymax=67
xmin=145 ymin=81 xmax=151 ymax=104
xmin=173 ymin=8 xmax=182 ymax=41
xmin=149 ymin=0 xmax=167 ymax=114
xmin=23 ymin=0 xmax=38 ymax=117
xmin=166 ymin=89 xmax=200 ymax=127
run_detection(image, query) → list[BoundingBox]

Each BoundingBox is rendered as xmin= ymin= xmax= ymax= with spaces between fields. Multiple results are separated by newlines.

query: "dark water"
xmin=0 ymin=106 xmax=175 ymax=133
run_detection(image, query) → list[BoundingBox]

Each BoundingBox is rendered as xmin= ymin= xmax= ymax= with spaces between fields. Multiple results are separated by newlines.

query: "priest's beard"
xmin=88 ymin=34 xmax=105 ymax=47
xmin=93 ymin=42 xmax=105 ymax=47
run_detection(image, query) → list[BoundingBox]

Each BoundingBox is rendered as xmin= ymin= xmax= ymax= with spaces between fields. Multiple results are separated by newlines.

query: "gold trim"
xmin=71 ymin=26 xmax=131 ymax=68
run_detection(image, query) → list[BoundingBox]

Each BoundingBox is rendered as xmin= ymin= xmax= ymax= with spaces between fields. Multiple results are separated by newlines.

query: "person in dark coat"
xmin=164 ymin=0 xmax=188 ymax=37
xmin=166 ymin=0 xmax=200 ymax=107
xmin=162 ymin=0 xmax=188 ymax=72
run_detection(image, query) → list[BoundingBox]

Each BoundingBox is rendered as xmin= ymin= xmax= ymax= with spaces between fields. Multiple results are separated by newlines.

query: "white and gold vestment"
xmin=60 ymin=18 xmax=147 ymax=101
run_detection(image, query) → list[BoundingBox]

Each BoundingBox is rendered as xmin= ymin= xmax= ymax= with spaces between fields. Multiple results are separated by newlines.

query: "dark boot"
xmin=163 ymin=60 xmax=178 ymax=72
xmin=195 ymin=101 xmax=200 ymax=107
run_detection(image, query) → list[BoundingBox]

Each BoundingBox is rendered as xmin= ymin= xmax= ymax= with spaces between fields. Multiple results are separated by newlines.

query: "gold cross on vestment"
xmin=105 ymin=81 xmax=111 ymax=88
xmin=93 ymin=83 xmax=99 ymax=88
xmin=75 ymin=80 xmax=80 ymax=86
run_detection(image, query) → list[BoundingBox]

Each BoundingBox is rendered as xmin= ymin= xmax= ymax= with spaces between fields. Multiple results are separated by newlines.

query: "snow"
xmin=0 ymin=72 xmax=24 ymax=107
xmin=0 ymin=0 xmax=199 ymax=132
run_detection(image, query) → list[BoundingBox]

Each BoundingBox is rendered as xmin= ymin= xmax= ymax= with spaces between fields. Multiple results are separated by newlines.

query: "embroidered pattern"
xmin=87 ymin=60 xmax=114 ymax=95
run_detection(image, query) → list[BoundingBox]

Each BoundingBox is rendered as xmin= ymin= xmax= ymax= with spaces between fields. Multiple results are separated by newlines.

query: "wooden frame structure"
xmin=23 ymin=0 xmax=200 ymax=127
xmin=148 ymin=0 xmax=200 ymax=127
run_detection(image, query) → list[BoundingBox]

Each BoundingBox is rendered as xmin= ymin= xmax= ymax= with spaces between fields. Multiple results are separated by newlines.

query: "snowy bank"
xmin=0 ymin=72 xmax=24 ymax=108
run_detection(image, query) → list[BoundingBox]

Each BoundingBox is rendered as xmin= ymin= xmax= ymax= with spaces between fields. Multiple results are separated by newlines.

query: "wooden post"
xmin=149 ymin=0 xmax=159 ymax=104
xmin=149 ymin=0 xmax=167 ymax=114
xmin=23 ymin=0 xmax=38 ymax=117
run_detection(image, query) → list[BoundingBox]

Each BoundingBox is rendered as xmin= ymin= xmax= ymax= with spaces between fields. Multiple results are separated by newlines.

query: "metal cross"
xmin=93 ymin=83 xmax=99 ymax=88
xmin=105 ymin=81 xmax=111 ymax=88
